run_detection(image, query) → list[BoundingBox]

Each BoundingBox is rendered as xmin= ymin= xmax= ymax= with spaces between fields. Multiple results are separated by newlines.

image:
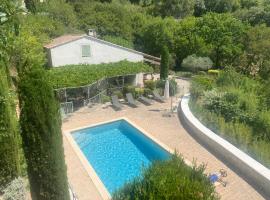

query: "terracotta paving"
xmin=62 ymin=79 xmax=266 ymax=200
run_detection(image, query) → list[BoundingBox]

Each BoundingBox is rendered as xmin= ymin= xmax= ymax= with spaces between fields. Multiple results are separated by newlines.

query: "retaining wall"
xmin=180 ymin=94 xmax=270 ymax=198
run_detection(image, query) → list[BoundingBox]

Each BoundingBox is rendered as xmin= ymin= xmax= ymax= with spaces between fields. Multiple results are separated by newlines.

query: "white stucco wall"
xmin=49 ymin=37 xmax=144 ymax=67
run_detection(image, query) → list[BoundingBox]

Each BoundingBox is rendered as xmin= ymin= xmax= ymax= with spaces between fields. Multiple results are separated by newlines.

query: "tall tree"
xmin=18 ymin=66 xmax=69 ymax=200
xmin=204 ymin=0 xmax=240 ymax=13
xmin=153 ymin=0 xmax=195 ymax=19
xmin=194 ymin=0 xmax=206 ymax=17
xmin=238 ymin=24 xmax=270 ymax=77
xmin=0 ymin=66 xmax=20 ymax=187
xmin=24 ymin=0 xmax=38 ymax=13
xmin=160 ymin=45 xmax=169 ymax=79
xmin=174 ymin=17 xmax=208 ymax=69
xmin=196 ymin=13 xmax=246 ymax=68
xmin=0 ymin=0 xmax=22 ymax=187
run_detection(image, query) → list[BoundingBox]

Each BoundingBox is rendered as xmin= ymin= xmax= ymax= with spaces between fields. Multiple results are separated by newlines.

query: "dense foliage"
xmin=18 ymin=0 xmax=270 ymax=74
xmin=190 ymin=69 xmax=270 ymax=167
xmin=113 ymin=154 xmax=219 ymax=200
xmin=48 ymin=61 xmax=153 ymax=88
xmin=1 ymin=0 xmax=270 ymax=198
xmin=18 ymin=66 xmax=69 ymax=200
xmin=0 ymin=67 xmax=20 ymax=188
xmin=160 ymin=45 xmax=169 ymax=79
xmin=182 ymin=55 xmax=213 ymax=72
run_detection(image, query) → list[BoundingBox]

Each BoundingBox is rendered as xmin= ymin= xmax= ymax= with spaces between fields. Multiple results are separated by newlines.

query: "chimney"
xmin=88 ymin=29 xmax=97 ymax=37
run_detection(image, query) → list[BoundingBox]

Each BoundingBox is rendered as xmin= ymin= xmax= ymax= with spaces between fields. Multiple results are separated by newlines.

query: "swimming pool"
xmin=71 ymin=119 xmax=170 ymax=195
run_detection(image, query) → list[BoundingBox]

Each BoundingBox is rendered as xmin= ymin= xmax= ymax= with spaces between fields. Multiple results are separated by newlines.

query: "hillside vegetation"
xmin=190 ymin=69 xmax=270 ymax=167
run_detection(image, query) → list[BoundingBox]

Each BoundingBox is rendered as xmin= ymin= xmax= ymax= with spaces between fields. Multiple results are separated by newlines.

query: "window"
xmin=81 ymin=45 xmax=91 ymax=57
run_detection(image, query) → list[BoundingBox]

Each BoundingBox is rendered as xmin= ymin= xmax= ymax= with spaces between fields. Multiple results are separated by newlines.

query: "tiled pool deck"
xmin=62 ymin=79 xmax=266 ymax=200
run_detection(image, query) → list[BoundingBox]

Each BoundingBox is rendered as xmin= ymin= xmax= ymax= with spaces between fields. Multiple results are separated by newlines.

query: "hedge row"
xmin=48 ymin=61 xmax=153 ymax=89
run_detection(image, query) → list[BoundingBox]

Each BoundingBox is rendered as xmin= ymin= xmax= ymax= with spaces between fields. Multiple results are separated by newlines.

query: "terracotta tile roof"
xmin=44 ymin=34 xmax=85 ymax=49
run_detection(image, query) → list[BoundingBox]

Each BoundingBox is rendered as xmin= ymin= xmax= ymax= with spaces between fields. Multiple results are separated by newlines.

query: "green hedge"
xmin=113 ymin=154 xmax=218 ymax=200
xmin=48 ymin=61 xmax=153 ymax=89
xmin=19 ymin=67 xmax=69 ymax=200
xmin=0 ymin=67 xmax=20 ymax=188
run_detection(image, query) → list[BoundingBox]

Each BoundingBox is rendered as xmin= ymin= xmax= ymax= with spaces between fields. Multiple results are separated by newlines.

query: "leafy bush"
xmin=2 ymin=177 xmax=26 ymax=200
xmin=176 ymin=71 xmax=193 ymax=78
xmin=48 ymin=61 xmax=153 ymax=89
xmin=101 ymin=95 xmax=111 ymax=103
xmin=143 ymin=88 xmax=152 ymax=97
xmin=112 ymin=90 xmax=124 ymax=99
xmin=123 ymin=86 xmax=144 ymax=98
xmin=113 ymin=154 xmax=218 ymax=200
xmin=190 ymin=69 xmax=270 ymax=168
xmin=182 ymin=55 xmax=213 ymax=72
xmin=144 ymin=80 xmax=156 ymax=90
xmin=156 ymin=79 xmax=178 ymax=96
xmin=208 ymin=69 xmax=220 ymax=75
xmin=190 ymin=100 xmax=270 ymax=167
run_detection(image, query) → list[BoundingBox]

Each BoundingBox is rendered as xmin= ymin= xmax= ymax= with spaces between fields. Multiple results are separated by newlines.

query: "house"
xmin=44 ymin=31 xmax=161 ymax=67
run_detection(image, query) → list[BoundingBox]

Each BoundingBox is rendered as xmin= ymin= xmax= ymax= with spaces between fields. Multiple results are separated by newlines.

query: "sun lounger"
xmin=126 ymin=93 xmax=139 ymax=107
xmin=209 ymin=169 xmax=227 ymax=187
xmin=153 ymin=90 xmax=166 ymax=102
xmin=138 ymin=96 xmax=153 ymax=105
xmin=111 ymin=95 xmax=123 ymax=110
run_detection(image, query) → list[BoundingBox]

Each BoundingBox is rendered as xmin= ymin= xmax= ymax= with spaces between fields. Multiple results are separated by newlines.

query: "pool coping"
xmin=64 ymin=117 xmax=185 ymax=200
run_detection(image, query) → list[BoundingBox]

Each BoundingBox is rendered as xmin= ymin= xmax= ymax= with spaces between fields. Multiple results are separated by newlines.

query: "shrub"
xmin=123 ymin=85 xmax=135 ymax=96
xmin=176 ymin=71 xmax=193 ymax=78
xmin=197 ymin=71 xmax=207 ymax=75
xmin=0 ymin=67 xmax=20 ymax=188
xmin=143 ymin=88 xmax=152 ymax=97
xmin=113 ymin=154 xmax=219 ymax=200
xmin=189 ymin=70 xmax=270 ymax=168
xmin=101 ymin=95 xmax=111 ymax=103
xmin=48 ymin=61 xmax=153 ymax=89
xmin=208 ymin=69 xmax=220 ymax=75
xmin=123 ymin=86 xmax=144 ymax=99
xmin=18 ymin=67 xmax=69 ymax=200
xmin=182 ymin=55 xmax=213 ymax=72
xmin=156 ymin=79 xmax=178 ymax=96
xmin=112 ymin=90 xmax=124 ymax=99
xmin=192 ymin=75 xmax=214 ymax=90
xmin=144 ymin=80 xmax=156 ymax=90
xmin=134 ymin=88 xmax=144 ymax=98
xmin=2 ymin=177 xmax=26 ymax=200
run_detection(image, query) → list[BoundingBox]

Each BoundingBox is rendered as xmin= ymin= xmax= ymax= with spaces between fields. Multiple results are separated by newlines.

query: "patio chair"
xmin=111 ymin=95 xmax=123 ymax=110
xmin=138 ymin=96 xmax=153 ymax=105
xmin=153 ymin=90 xmax=166 ymax=102
xmin=126 ymin=93 xmax=139 ymax=107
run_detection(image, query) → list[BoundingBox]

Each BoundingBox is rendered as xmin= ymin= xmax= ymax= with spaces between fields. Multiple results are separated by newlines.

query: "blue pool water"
xmin=72 ymin=120 xmax=170 ymax=194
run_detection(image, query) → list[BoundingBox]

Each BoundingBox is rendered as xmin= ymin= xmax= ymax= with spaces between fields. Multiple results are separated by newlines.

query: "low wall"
xmin=180 ymin=94 xmax=270 ymax=198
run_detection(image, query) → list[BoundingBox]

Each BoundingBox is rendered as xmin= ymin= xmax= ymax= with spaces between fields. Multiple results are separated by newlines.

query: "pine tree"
xmin=18 ymin=66 xmax=69 ymax=200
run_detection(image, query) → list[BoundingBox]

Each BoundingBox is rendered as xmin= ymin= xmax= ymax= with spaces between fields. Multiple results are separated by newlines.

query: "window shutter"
xmin=82 ymin=45 xmax=91 ymax=57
